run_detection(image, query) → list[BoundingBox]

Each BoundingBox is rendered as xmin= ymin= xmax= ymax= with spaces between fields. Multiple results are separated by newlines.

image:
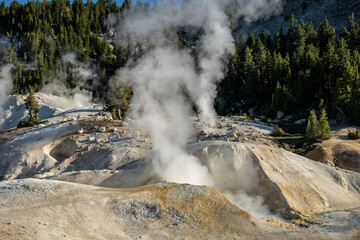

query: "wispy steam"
xmin=0 ymin=64 xmax=14 ymax=112
xmin=61 ymin=53 xmax=99 ymax=84
xmin=0 ymin=35 xmax=11 ymax=56
xmin=208 ymin=144 xmax=273 ymax=218
xmin=41 ymin=53 xmax=98 ymax=110
xmin=41 ymin=83 xmax=93 ymax=110
xmin=232 ymin=0 xmax=283 ymax=23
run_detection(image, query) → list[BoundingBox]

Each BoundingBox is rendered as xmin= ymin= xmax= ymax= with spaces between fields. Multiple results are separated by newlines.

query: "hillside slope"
xmin=245 ymin=0 xmax=360 ymax=34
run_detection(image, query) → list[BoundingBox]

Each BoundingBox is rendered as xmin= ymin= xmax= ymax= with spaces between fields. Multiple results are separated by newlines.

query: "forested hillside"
xmin=218 ymin=16 xmax=360 ymax=124
xmin=0 ymin=0 xmax=135 ymax=96
xmin=1 ymin=0 xmax=360 ymax=124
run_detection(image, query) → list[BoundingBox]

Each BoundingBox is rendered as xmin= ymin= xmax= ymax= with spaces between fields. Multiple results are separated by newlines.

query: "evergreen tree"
xmin=246 ymin=32 xmax=256 ymax=49
xmin=242 ymin=46 xmax=258 ymax=107
xmin=287 ymin=20 xmax=306 ymax=56
xmin=306 ymin=111 xmax=321 ymax=140
xmin=25 ymin=92 xmax=40 ymax=120
xmin=319 ymin=108 xmax=332 ymax=139
xmin=253 ymin=38 xmax=266 ymax=67
xmin=318 ymin=18 xmax=336 ymax=54
xmin=106 ymin=82 xmax=132 ymax=120
xmin=335 ymin=38 xmax=353 ymax=110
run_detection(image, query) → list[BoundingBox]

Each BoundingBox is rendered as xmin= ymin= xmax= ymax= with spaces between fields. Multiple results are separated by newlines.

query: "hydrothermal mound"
xmin=51 ymin=142 xmax=360 ymax=219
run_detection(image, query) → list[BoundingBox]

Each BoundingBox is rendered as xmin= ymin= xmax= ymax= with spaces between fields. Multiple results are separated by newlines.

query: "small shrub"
xmin=271 ymin=125 xmax=290 ymax=137
xmin=348 ymin=129 xmax=360 ymax=140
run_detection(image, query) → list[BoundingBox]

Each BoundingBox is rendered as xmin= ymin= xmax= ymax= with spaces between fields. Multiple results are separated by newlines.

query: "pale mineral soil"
xmin=305 ymin=127 xmax=360 ymax=172
xmin=1 ymin=94 xmax=360 ymax=239
xmin=0 ymin=179 xmax=359 ymax=240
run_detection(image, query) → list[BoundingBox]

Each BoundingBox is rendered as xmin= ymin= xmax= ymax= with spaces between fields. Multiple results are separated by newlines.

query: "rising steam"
xmin=120 ymin=47 xmax=214 ymax=185
xmin=0 ymin=64 xmax=14 ymax=112
xmin=115 ymin=0 xmax=282 ymax=216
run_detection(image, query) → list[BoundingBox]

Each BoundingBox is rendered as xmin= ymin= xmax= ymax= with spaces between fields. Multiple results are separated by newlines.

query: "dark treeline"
xmin=218 ymin=15 xmax=360 ymax=124
xmin=0 ymin=0 xmax=139 ymax=96
xmin=1 ymin=1 xmax=360 ymax=124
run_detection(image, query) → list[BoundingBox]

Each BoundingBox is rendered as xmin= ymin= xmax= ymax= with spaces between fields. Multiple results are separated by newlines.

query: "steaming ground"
xmin=109 ymin=0 xmax=285 ymax=202
xmin=3 ymin=0 xmax=360 ymax=238
xmin=2 ymin=94 xmax=360 ymax=239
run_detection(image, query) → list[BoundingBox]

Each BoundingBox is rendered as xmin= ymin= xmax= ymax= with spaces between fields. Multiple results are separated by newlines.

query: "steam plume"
xmin=115 ymin=0 xmax=283 ymax=215
xmin=120 ymin=47 xmax=213 ymax=185
xmin=0 ymin=64 xmax=14 ymax=112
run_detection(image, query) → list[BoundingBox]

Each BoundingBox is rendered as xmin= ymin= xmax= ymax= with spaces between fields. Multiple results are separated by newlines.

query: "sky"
xmin=3 ymin=0 xmax=161 ymax=7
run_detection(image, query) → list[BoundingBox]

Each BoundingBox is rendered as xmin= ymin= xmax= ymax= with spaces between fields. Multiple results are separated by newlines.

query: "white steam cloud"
xmin=0 ymin=64 xmax=14 ymax=112
xmin=0 ymin=35 xmax=11 ymax=56
xmin=121 ymin=47 xmax=214 ymax=186
xmin=115 ymin=0 xmax=283 ymax=215
xmin=41 ymin=53 xmax=97 ymax=110
xmin=61 ymin=53 xmax=99 ymax=83
xmin=41 ymin=83 xmax=93 ymax=110
xmin=118 ymin=0 xmax=283 ymax=126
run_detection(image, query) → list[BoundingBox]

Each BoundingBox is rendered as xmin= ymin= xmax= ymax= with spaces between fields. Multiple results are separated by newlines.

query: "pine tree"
xmin=106 ymin=82 xmax=132 ymax=120
xmin=253 ymin=38 xmax=266 ymax=67
xmin=242 ymin=46 xmax=258 ymax=106
xmin=335 ymin=38 xmax=353 ymax=109
xmin=306 ymin=111 xmax=321 ymax=140
xmin=321 ymin=40 xmax=337 ymax=102
xmin=318 ymin=18 xmax=336 ymax=55
xmin=319 ymin=108 xmax=332 ymax=139
xmin=25 ymin=92 xmax=40 ymax=120
xmin=287 ymin=21 xmax=306 ymax=56
xmin=246 ymin=32 xmax=255 ymax=49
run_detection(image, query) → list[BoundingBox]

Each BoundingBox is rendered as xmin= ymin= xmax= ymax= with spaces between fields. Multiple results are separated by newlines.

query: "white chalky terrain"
xmin=1 ymin=94 xmax=360 ymax=239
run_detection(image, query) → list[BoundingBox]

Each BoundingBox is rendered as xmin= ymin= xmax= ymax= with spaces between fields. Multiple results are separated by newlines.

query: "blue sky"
xmin=3 ymin=0 xmax=160 ymax=7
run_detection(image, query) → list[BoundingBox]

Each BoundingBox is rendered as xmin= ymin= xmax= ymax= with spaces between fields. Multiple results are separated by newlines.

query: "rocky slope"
xmin=244 ymin=0 xmax=360 ymax=35
xmin=305 ymin=127 xmax=360 ymax=172
xmin=1 ymin=179 xmax=360 ymax=240
xmin=1 ymin=94 xmax=360 ymax=239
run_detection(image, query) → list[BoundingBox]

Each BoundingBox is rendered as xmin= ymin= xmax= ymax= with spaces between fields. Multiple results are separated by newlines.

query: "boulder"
xmin=333 ymin=142 xmax=360 ymax=172
xmin=306 ymin=140 xmax=360 ymax=173
xmin=295 ymin=119 xmax=306 ymax=124
xmin=276 ymin=111 xmax=284 ymax=119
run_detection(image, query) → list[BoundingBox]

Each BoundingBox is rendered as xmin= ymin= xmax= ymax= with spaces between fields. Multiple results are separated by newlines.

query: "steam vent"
xmin=1 ymin=0 xmax=360 ymax=239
